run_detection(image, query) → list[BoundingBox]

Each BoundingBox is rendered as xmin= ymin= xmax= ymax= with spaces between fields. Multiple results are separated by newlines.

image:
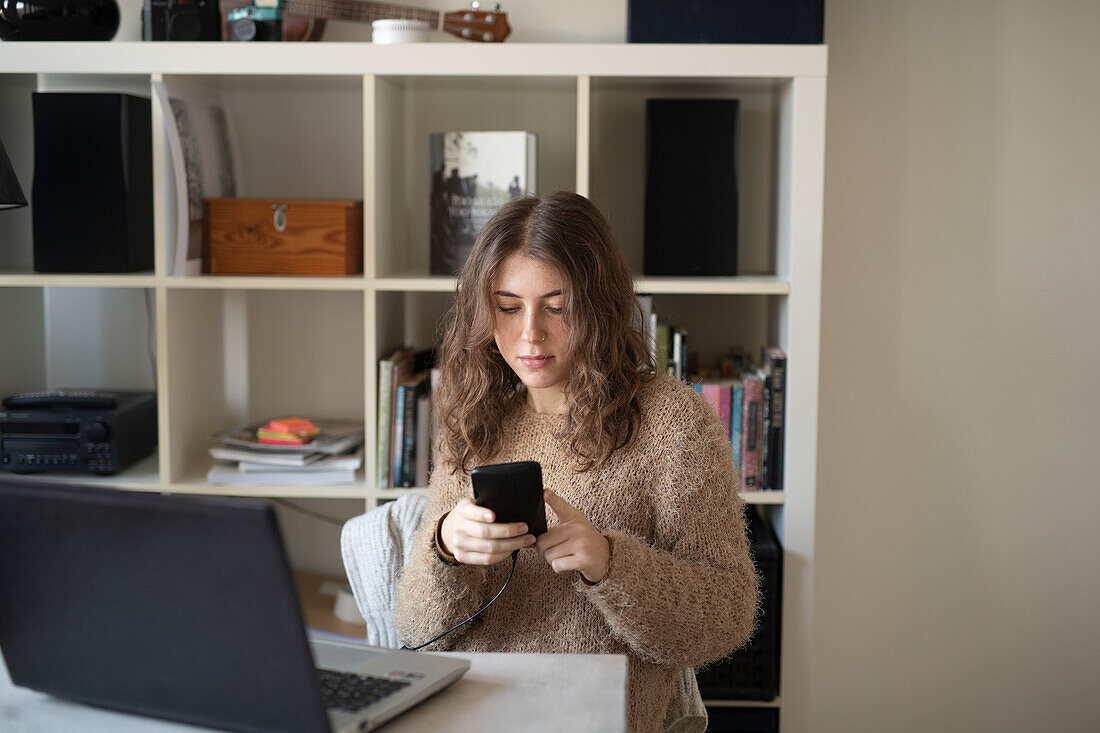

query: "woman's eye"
xmin=497 ymin=306 xmax=520 ymax=314
xmin=547 ymin=307 xmax=564 ymax=315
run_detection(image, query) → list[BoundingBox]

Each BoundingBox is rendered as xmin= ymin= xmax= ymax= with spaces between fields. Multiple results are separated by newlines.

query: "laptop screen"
xmin=0 ymin=480 xmax=331 ymax=733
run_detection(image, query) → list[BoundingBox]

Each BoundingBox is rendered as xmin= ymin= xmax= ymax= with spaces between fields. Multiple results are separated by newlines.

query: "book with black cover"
xmin=429 ymin=131 xmax=536 ymax=275
xmin=760 ymin=347 xmax=787 ymax=491
xmin=644 ymin=98 xmax=739 ymax=277
xmin=395 ymin=373 xmax=427 ymax=488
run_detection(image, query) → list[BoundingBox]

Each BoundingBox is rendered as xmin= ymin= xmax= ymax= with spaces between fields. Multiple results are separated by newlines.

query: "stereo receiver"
xmin=0 ymin=389 xmax=157 ymax=475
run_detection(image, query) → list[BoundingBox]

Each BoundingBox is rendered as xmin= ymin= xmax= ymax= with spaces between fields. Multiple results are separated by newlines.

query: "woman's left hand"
xmin=536 ymin=489 xmax=610 ymax=584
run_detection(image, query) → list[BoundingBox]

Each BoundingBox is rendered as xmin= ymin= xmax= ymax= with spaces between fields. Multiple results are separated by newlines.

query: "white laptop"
xmin=0 ymin=479 xmax=468 ymax=732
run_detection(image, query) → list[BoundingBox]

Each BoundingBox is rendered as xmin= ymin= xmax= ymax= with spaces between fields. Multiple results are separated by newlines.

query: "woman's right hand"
xmin=440 ymin=498 xmax=536 ymax=565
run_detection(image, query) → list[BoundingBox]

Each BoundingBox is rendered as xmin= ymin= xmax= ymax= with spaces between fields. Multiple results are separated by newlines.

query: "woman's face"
xmin=491 ymin=253 xmax=572 ymax=413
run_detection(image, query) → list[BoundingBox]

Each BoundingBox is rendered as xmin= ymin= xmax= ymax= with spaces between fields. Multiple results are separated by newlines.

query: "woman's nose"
xmin=522 ymin=312 xmax=544 ymax=343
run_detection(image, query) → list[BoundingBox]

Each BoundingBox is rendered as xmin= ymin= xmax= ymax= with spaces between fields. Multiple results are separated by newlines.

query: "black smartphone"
xmin=470 ymin=460 xmax=548 ymax=536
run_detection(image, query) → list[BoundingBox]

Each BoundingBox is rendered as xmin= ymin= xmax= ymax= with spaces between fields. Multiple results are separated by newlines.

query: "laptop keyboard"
xmin=317 ymin=669 xmax=412 ymax=713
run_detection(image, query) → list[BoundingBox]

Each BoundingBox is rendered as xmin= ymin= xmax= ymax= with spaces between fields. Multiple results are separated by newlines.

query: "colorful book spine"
xmin=388 ymin=352 xmax=416 ymax=487
xmin=395 ymin=374 xmax=427 ymax=488
xmin=392 ymin=382 xmax=408 ymax=487
xmin=740 ymin=373 xmax=765 ymax=491
xmin=730 ymin=379 xmax=744 ymax=481
xmin=672 ymin=328 xmax=684 ymax=380
xmin=698 ymin=381 xmax=732 ymax=440
xmin=655 ymin=323 xmax=670 ymax=375
xmin=376 ymin=356 xmax=396 ymax=487
xmin=400 ymin=380 xmax=421 ymax=487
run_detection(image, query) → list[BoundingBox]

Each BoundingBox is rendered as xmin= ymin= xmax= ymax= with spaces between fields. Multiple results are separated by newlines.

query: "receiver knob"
xmin=85 ymin=420 xmax=110 ymax=443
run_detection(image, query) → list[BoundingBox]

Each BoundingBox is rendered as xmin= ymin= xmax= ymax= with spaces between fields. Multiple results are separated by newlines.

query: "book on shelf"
xmin=206 ymin=461 xmax=356 ymax=487
xmin=209 ymin=445 xmax=323 ymax=467
xmin=377 ymin=349 xmax=437 ymax=488
xmin=671 ymin=327 xmax=683 ymax=379
xmin=376 ymin=347 xmax=411 ymax=488
xmin=654 ymin=322 xmax=669 ymax=376
xmin=394 ymin=372 xmax=428 ymax=488
xmin=684 ymin=344 xmax=789 ymax=492
xmin=430 ymin=130 xmax=537 ymax=275
xmin=739 ymin=372 xmax=765 ymax=491
xmin=758 ymin=366 xmax=770 ymax=492
xmin=671 ymin=326 xmax=689 ymax=381
xmin=760 ymin=346 xmax=787 ymax=491
xmin=238 ymin=446 xmax=363 ymax=473
xmin=637 ymin=295 xmax=695 ymax=381
xmin=693 ymin=378 xmax=734 ymax=440
xmin=636 ymin=295 xmax=657 ymax=369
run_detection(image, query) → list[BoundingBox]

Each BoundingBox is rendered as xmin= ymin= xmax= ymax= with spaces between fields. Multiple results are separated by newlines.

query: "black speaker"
xmin=31 ymin=92 xmax=154 ymax=273
xmin=628 ymin=0 xmax=824 ymax=44
xmin=644 ymin=98 xmax=738 ymax=277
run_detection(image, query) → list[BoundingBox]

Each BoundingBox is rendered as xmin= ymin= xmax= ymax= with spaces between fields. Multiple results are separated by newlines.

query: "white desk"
xmin=0 ymin=650 xmax=627 ymax=733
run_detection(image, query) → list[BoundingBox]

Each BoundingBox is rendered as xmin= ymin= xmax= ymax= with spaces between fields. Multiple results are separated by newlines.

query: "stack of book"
xmin=377 ymin=348 xmax=439 ymax=489
xmin=637 ymin=294 xmax=691 ymax=380
xmin=693 ymin=347 xmax=787 ymax=493
xmin=636 ymin=296 xmax=787 ymax=492
xmin=206 ymin=419 xmax=364 ymax=486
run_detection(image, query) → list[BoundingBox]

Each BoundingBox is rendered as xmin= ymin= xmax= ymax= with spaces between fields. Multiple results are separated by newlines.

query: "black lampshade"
xmin=0 ymin=135 xmax=28 ymax=210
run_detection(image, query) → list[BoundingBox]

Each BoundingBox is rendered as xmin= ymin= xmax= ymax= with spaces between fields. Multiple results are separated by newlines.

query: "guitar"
xmin=218 ymin=0 xmax=511 ymax=43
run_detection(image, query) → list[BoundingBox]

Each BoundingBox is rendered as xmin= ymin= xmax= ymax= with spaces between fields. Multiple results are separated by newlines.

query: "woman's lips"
xmin=518 ymin=355 xmax=554 ymax=368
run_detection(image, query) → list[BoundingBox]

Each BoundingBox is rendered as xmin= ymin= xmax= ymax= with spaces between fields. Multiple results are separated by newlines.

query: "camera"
xmin=227 ymin=5 xmax=282 ymax=41
xmin=142 ymin=0 xmax=221 ymax=41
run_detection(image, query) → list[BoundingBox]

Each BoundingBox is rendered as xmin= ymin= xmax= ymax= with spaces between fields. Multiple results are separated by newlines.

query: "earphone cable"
xmin=401 ymin=550 xmax=519 ymax=652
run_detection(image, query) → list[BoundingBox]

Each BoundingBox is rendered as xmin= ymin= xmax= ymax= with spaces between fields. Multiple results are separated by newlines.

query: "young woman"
xmin=393 ymin=191 xmax=759 ymax=733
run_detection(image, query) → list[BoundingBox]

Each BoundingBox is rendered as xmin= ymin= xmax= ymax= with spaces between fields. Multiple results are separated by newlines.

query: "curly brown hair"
xmin=436 ymin=191 xmax=655 ymax=474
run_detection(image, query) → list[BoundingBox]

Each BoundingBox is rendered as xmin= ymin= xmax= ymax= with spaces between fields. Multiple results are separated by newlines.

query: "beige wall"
xmin=815 ymin=0 xmax=1100 ymax=730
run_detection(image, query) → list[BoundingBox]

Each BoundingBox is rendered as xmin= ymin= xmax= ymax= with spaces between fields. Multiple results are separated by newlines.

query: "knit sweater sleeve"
xmin=392 ymin=461 xmax=496 ymax=650
xmin=579 ymin=391 xmax=761 ymax=669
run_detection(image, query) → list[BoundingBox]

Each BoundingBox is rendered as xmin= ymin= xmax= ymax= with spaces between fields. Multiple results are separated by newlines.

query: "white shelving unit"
xmin=0 ymin=42 xmax=825 ymax=729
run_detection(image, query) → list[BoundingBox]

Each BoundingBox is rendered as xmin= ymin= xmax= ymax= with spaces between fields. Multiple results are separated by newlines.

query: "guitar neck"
xmin=284 ymin=0 xmax=440 ymax=27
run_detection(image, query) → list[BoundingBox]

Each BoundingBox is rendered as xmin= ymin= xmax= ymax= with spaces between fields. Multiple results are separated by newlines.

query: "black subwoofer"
xmin=31 ymin=92 xmax=154 ymax=273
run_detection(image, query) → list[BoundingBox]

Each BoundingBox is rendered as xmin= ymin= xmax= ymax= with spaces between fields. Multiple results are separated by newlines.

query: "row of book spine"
xmin=376 ymin=348 xmax=439 ymax=489
xmin=692 ymin=346 xmax=786 ymax=493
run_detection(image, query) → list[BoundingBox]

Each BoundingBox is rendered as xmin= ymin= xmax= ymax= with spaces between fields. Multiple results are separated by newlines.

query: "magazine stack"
xmin=206 ymin=418 xmax=364 ymax=487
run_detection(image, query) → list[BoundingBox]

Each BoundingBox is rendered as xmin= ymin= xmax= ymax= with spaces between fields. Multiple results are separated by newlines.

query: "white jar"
xmin=371 ymin=19 xmax=431 ymax=44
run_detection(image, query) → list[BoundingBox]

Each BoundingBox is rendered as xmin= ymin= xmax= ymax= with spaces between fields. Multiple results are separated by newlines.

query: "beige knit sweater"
xmin=393 ymin=375 xmax=760 ymax=733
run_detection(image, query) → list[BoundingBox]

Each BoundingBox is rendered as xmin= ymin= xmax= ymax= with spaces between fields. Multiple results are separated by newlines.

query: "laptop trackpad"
xmin=310 ymin=638 xmax=464 ymax=682
xmin=310 ymin=638 xmax=384 ymax=672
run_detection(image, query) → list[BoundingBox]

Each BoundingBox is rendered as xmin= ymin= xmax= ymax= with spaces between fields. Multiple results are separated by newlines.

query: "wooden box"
xmin=202 ymin=198 xmax=363 ymax=275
